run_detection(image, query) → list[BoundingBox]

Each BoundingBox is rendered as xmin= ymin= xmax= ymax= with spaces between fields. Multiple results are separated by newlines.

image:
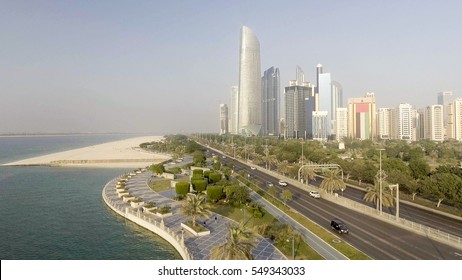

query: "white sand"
xmin=3 ymin=136 xmax=171 ymax=168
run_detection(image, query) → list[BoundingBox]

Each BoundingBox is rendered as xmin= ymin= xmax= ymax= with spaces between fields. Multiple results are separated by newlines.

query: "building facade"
xmin=219 ymin=104 xmax=229 ymax=135
xmin=335 ymin=107 xmax=348 ymax=141
xmin=238 ymin=26 xmax=261 ymax=135
xmin=262 ymin=67 xmax=280 ymax=136
xmin=392 ymin=103 xmax=414 ymax=142
xmin=377 ymin=108 xmax=392 ymax=140
xmin=284 ymin=81 xmax=313 ymax=139
xmin=229 ymin=86 xmax=239 ymax=134
xmin=424 ymin=105 xmax=444 ymax=142
xmin=347 ymin=93 xmax=377 ymax=140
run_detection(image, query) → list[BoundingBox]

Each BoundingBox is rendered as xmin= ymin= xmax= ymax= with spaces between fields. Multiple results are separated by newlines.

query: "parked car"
xmin=267 ymin=182 xmax=274 ymax=187
xmin=331 ymin=218 xmax=349 ymax=234
xmin=309 ymin=190 xmax=321 ymax=198
xmin=250 ymin=166 xmax=256 ymax=170
xmin=278 ymin=180 xmax=288 ymax=186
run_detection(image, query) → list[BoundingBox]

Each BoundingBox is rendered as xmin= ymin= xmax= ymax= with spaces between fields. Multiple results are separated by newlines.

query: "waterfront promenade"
xmin=102 ymin=170 xmax=286 ymax=260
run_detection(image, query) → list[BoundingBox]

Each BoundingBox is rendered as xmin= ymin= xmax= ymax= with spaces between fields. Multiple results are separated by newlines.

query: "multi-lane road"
xmin=215 ymin=151 xmax=462 ymax=260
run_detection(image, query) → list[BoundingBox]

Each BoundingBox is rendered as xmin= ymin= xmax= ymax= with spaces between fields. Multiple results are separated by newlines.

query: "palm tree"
xmin=363 ymin=180 xmax=394 ymax=210
xmin=320 ymin=169 xmax=345 ymax=194
xmin=181 ymin=193 xmax=211 ymax=227
xmin=277 ymin=160 xmax=290 ymax=176
xmin=210 ymin=222 xmax=257 ymax=260
xmin=301 ymin=167 xmax=317 ymax=185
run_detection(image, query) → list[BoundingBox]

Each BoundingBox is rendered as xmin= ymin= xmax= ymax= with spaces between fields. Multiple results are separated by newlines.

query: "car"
xmin=267 ymin=182 xmax=274 ymax=187
xmin=250 ymin=166 xmax=256 ymax=170
xmin=222 ymin=155 xmax=226 ymax=159
xmin=309 ymin=190 xmax=321 ymax=198
xmin=278 ymin=180 xmax=288 ymax=186
xmin=331 ymin=218 xmax=349 ymax=234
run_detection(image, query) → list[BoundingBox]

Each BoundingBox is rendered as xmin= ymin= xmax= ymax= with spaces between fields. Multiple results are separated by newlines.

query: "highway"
xmin=216 ymin=152 xmax=462 ymax=259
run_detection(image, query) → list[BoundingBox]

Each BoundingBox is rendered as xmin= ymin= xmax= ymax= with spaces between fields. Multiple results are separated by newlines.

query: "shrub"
xmin=207 ymin=185 xmax=224 ymax=202
xmin=204 ymin=170 xmax=211 ymax=178
xmin=192 ymin=169 xmax=204 ymax=176
xmin=159 ymin=205 xmax=171 ymax=214
xmin=176 ymin=182 xmax=190 ymax=196
xmin=191 ymin=174 xmax=204 ymax=181
xmin=192 ymin=179 xmax=207 ymax=192
xmin=208 ymin=172 xmax=222 ymax=184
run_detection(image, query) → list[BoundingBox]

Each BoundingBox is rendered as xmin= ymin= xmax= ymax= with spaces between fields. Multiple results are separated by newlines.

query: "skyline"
xmin=1 ymin=1 xmax=461 ymax=134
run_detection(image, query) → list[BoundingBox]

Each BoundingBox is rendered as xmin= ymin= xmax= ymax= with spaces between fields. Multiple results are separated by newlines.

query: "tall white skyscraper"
xmin=378 ymin=108 xmax=393 ymax=139
xmin=424 ymin=105 xmax=444 ymax=142
xmin=392 ymin=103 xmax=414 ymax=142
xmin=331 ymin=81 xmax=343 ymax=138
xmin=447 ymin=98 xmax=462 ymax=141
xmin=238 ymin=26 xmax=261 ymax=135
xmin=318 ymin=72 xmax=332 ymax=136
xmin=229 ymin=86 xmax=239 ymax=134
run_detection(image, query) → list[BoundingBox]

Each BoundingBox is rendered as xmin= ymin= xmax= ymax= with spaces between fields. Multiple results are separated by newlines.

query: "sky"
xmin=1 ymin=0 xmax=461 ymax=134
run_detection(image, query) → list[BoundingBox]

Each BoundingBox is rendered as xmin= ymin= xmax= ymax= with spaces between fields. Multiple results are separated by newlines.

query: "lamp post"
xmin=389 ymin=184 xmax=400 ymax=220
xmin=287 ymin=237 xmax=295 ymax=260
xmin=181 ymin=228 xmax=184 ymax=244
xmin=378 ymin=148 xmax=385 ymax=215
xmin=341 ymin=187 xmax=344 ymax=197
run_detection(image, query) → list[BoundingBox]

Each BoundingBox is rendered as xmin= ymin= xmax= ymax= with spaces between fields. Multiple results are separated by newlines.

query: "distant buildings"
xmin=223 ymin=27 xmax=458 ymax=144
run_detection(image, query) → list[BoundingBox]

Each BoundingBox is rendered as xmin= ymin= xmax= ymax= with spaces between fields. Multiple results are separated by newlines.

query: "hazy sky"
xmin=1 ymin=0 xmax=461 ymax=134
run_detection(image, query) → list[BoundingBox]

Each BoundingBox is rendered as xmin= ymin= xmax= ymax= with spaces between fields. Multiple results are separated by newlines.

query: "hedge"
xmin=175 ymin=182 xmax=190 ymax=195
xmin=192 ymin=179 xmax=207 ymax=192
xmin=207 ymin=185 xmax=223 ymax=202
xmin=208 ymin=172 xmax=222 ymax=184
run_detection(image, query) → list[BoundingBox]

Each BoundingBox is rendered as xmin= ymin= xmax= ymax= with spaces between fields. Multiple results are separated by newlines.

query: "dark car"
xmin=331 ymin=218 xmax=349 ymax=234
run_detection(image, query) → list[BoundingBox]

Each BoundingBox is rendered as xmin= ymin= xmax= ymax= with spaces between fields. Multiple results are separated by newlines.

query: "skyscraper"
xmin=392 ymin=103 xmax=414 ymax=142
xmin=318 ymin=72 xmax=332 ymax=136
xmin=219 ymin=104 xmax=229 ymax=135
xmin=262 ymin=67 xmax=280 ymax=136
xmin=378 ymin=108 xmax=393 ymax=139
xmin=284 ymin=80 xmax=315 ymax=138
xmin=447 ymin=98 xmax=462 ymax=141
xmin=424 ymin=105 xmax=444 ymax=142
xmin=335 ymin=108 xmax=348 ymax=141
xmin=437 ymin=91 xmax=453 ymax=139
xmin=229 ymin=86 xmax=239 ymax=134
xmin=347 ymin=92 xmax=377 ymax=140
xmin=331 ymin=81 xmax=343 ymax=138
xmin=238 ymin=26 xmax=261 ymax=135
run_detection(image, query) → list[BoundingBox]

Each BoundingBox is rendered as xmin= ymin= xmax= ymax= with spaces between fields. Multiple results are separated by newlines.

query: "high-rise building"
xmin=229 ymin=86 xmax=239 ymax=134
xmin=262 ymin=67 xmax=280 ymax=136
xmin=331 ymin=81 xmax=343 ymax=138
xmin=347 ymin=92 xmax=377 ymax=140
xmin=238 ymin=26 xmax=261 ymax=136
xmin=424 ymin=105 xmax=444 ymax=142
xmin=378 ymin=108 xmax=393 ymax=140
xmin=284 ymin=80 xmax=314 ymax=139
xmin=312 ymin=111 xmax=328 ymax=141
xmin=316 ymin=64 xmax=323 ymax=94
xmin=392 ymin=103 xmax=414 ymax=142
xmin=447 ymin=98 xmax=462 ymax=141
xmin=219 ymin=104 xmax=229 ymax=135
xmin=335 ymin=108 xmax=348 ymax=141
xmin=437 ymin=91 xmax=453 ymax=138
xmin=318 ymin=72 xmax=332 ymax=136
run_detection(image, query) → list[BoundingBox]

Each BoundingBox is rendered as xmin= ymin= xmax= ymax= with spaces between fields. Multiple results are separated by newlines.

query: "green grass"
xmin=148 ymin=177 xmax=190 ymax=192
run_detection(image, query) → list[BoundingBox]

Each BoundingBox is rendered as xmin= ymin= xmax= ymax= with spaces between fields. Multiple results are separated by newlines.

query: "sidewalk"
xmin=104 ymin=171 xmax=286 ymax=260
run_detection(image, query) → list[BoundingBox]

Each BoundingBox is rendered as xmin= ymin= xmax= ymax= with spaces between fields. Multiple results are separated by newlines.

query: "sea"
xmin=0 ymin=134 xmax=180 ymax=260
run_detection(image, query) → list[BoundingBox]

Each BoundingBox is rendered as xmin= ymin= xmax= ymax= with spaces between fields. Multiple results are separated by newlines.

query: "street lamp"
xmin=286 ymin=237 xmax=295 ymax=260
xmin=378 ymin=148 xmax=385 ymax=215
xmin=388 ymin=184 xmax=400 ymax=220
xmin=341 ymin=187 xmax=344 ymax=197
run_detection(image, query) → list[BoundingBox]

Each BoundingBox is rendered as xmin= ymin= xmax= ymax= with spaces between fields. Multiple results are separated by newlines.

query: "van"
xmin=331 ymin=218 xmax=349 ymax=234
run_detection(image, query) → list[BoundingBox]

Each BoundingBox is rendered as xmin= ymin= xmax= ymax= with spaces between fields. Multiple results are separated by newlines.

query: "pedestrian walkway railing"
xmin=102 ymin=176 xmax=193 ymax=260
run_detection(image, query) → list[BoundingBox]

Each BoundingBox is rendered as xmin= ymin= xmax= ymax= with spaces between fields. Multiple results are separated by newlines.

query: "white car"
xmin=250 ymin=166 xmax=256 ymax=170
xmin=278 ymin=180 xmax=288 ymax=186
xmin=309 ymin=190 xmax=321 ymax=198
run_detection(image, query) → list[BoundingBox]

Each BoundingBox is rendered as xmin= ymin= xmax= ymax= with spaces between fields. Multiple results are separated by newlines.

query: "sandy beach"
xmin=2 ymin=136 xmax=171 ymax=168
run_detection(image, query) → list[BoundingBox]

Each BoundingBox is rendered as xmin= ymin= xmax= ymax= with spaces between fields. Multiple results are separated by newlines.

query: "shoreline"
xmin=2 ymin=136 xmax=170 ymax=168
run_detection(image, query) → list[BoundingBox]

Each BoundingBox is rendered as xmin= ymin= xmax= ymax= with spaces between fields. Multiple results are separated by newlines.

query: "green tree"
xmin=210 ymin=222 xmax=257 ymax=260
xmin=320 ymin=169 xmax=345 ymax=194
xmin=181 ymin=193 xmax=211 ymax=227
xmin=207 ymin=185 xmax=224 ymax=202
xmin=277 ymin=160 xmax=290 ymax=176
xmin=280 ymin=189 xmax=293 ymax=206
xmin=408 ymin=158 xmax=430 ymax=180
xmin=268 ymin=185 xmax=277 ymax=197
xmin=421 ymin=173 xmax=462 ymax=207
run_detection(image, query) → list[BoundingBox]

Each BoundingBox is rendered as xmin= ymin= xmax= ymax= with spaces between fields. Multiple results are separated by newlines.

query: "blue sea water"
xmin=0 ymin=134 xmax=180 ymax=260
